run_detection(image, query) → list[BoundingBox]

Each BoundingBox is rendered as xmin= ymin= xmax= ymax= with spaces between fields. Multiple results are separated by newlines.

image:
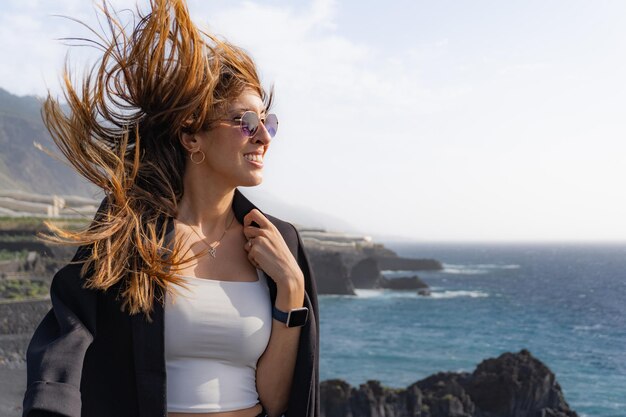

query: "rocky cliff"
xmin=300 ymin=228 xmax=441 ymax=295
xmin=320 ymin=349 xmax=578 ymax=417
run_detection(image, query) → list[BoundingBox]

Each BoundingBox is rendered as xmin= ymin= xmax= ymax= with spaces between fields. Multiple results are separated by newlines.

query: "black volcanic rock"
xmin=463 ymin=349 xmax=578 ymax=417
xmin=320 ymin=380 xmax=353 ymax=417
xmin=349 ymin=257 xmax=382 ymax=288
xmin=320 ymin=350 xmax=579 ymax=417
xmin=415 ymin=372 xmax=475 ymax=417
xmin=306 ymin=244 xmax=441 ymax=294
xmin=309 ymin=251 xmax=356 ymax=295
xmin=350 ymin=380 xmax=422 ymax=417
xmin=321 ymin=379 xmax=424 ymax=417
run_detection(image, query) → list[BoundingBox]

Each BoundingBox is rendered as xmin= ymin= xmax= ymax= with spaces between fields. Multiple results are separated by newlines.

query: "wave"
xmin=441 ymin=266 xmax=487 ymax=275
xmin=381 ymin=270 xmax=429 ymax=276
xmin=428 ymin=290 xmax=489 ymax=299
xmin=441 ymin=263 xmax=521 ymax=275
xmin=348 ymin=289 xmax=489 ymax=300
xmin=353 ymin=289 xmax=385 ymax=298
xmin=572 ymin=324 xmax=603 ymax=332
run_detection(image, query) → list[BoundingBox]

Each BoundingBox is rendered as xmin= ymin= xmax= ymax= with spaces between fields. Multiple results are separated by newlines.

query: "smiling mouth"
xmin=243 ymin=153 xmax=263 ymax=167
xmin=243 ymin=153 xmax=263 ymax=163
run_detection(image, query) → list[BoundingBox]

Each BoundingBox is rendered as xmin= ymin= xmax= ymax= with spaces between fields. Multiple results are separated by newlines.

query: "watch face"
xmin=287 ymin=307 xmax=309 ymax=327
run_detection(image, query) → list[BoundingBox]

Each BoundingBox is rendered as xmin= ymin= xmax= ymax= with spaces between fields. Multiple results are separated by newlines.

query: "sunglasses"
xmin=220 ymin=111 xmax=279 ymax=139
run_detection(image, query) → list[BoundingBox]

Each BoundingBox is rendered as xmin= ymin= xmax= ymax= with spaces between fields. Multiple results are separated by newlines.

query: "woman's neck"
xmin=175 ymin=182 xmax=236 ymax=236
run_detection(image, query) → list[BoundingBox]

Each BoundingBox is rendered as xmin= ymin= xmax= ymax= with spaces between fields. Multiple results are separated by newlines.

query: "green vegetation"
xmin=383 ymin=386 xmax=404 ymax=395
xmin=0 ymin=217 xmax=45 ymax=229
xmin=0 ymin=216 xmax=90 ymax=234
xmin=0 ymin=235 xmax=40 ymax=242
xmin=0 ymin=279 xmax=48 ymax=300
xmin=0 ymin=249 xmax=29 ymax=261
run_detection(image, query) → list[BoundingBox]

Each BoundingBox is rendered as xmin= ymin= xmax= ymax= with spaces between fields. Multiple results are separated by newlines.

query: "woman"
xmin=21 ymin=1 xmax=319 ymax=417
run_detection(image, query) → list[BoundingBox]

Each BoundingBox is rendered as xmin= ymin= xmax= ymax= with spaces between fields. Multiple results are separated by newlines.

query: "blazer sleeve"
xmin=286 ymin=224 xmax=320 ymax=417
xmin=22 ymin=196 xmax=110 ymax=417
xmin=22 ymin=244 xmax=99 ymax=417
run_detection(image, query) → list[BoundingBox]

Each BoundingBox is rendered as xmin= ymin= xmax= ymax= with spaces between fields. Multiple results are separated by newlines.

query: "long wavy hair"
xmin=38 ymin=0 xmax=273 ymax=321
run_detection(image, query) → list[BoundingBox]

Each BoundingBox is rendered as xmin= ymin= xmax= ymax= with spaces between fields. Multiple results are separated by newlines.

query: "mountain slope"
xmin=0 ymin=88 xmax=100 ymax=198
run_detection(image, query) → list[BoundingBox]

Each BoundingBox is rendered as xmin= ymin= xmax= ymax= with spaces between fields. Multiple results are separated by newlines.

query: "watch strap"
xmin=272 ymin=305 xmax=289 ymax=324
xmin=272 ymin=305 xmax=309 ymax=327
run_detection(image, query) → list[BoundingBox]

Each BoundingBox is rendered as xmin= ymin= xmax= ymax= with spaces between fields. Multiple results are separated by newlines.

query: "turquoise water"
xmin=319 ymin=243 xmax=626 ymax=417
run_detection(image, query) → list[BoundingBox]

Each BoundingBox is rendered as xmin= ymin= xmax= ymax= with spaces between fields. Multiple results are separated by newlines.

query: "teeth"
xmin=244 ymin=154 xmax=262 ymax=162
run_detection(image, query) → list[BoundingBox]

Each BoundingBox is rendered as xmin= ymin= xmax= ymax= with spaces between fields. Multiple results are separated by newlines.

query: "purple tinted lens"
xmin=241 ymin=111 xmax=259 ymax=137
xmin=264 ymin=114 xmax=278 ymax=138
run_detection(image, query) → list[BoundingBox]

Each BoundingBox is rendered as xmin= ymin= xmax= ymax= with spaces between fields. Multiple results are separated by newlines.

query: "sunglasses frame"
xmin=218 ymin=111 xmax=279 ymax=139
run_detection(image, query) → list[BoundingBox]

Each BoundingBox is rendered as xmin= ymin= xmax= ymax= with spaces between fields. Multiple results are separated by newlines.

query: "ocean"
xmin=318 ymin=242 xmax=626 ymax=417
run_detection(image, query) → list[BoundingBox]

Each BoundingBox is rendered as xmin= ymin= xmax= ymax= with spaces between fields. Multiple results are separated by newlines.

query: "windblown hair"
xmin=39 ymin=0 xmax=273 ymax=321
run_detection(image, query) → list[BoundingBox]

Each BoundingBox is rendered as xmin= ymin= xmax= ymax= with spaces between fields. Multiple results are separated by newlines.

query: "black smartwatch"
xmin=272 ymin=305 xmax=309 ymax=328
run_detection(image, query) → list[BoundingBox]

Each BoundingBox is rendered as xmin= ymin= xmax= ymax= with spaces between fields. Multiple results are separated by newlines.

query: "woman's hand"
xmin=242 ymin=209 xmax=304 ymax=296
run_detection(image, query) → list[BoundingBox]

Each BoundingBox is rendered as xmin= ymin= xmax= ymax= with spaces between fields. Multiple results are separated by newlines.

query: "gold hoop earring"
xmin=190 ymin=149 xmax=205 ymax=164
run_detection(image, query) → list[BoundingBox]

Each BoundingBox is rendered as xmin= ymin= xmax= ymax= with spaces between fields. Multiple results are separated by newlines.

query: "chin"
xmin=238 ymin=174 xmax=263 ymax=187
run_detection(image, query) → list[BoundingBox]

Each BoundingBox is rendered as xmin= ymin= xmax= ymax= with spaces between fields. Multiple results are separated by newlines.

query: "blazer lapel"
xmin=130 ymin=187 xmax=293 ymax=416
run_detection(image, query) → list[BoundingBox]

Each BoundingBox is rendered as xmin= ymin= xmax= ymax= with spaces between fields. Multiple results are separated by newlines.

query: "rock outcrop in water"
xmin=299 ymin=228 xmax=442 ymax=295
xmin=320 ymin=349 xmax=579 ymax=417
xmin=349 ymin=257 xmax=382 ymax=289
xmin=309 ymin=251 xmax=356 ymax=295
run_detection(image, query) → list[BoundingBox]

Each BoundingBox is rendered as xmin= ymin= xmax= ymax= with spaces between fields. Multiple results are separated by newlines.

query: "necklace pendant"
xmin=208 ymin=246 xmax=217 ymax=258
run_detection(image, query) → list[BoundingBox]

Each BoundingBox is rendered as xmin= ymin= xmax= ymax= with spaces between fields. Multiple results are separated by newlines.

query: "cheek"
xmin=208 ymin=140 xmax=244 ymax=167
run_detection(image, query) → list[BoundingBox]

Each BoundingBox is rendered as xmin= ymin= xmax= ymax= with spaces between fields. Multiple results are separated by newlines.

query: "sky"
xmin=1 ymin=0 xmax=625 ymax=242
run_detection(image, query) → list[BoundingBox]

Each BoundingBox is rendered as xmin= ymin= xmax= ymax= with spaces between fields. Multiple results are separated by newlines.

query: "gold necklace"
xmin=186 ymin=211 xmax=236 ymax=258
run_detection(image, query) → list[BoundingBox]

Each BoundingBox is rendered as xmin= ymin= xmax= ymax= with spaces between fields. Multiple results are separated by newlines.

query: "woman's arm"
xmin=244 ymin=214 xmax=319 ymax=417
xmin=255 ymin=277 xmax=305 ymax=417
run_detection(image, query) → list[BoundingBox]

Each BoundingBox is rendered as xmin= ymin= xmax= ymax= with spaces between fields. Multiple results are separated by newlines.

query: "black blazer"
xmin=22 ymin=188 xmax=320 ymax=417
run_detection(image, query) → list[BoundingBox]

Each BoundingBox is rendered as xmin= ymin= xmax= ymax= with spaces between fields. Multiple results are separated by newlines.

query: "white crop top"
xmin=164 ymin=268 xmax=272 ymax=413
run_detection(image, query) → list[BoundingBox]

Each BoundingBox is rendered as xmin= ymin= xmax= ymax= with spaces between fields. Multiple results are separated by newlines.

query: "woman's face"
xmin=191 ymin=88 xmax=272 ymax=188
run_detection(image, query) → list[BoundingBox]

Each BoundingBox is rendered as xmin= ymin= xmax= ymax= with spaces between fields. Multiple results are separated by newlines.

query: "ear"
xmin=179 ymin=132 xmax=199 ymax=152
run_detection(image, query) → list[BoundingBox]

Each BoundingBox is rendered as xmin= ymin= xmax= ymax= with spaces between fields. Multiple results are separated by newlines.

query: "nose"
xmin=252 ymin=122 xmax=272 ymax=145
